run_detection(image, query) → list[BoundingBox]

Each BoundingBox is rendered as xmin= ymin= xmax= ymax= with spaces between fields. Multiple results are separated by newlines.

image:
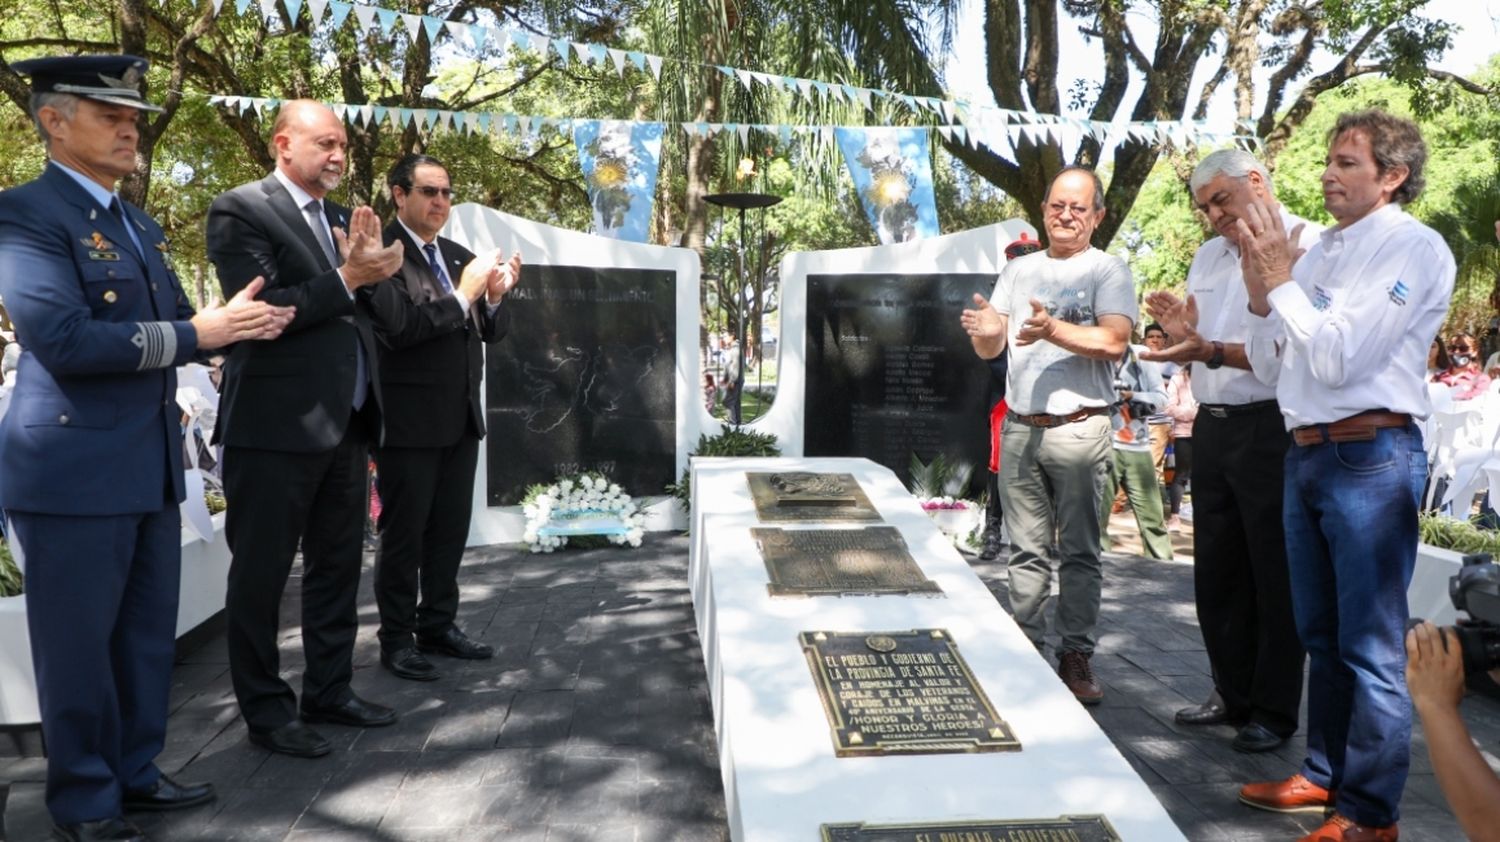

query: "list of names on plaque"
xmin=753 ymin=527 xmax=941 ymax=597
xmin=820 ymin=815 xmax=1123 ymax=842
xmin=800 ymin=629 xmax=1019 ymax=757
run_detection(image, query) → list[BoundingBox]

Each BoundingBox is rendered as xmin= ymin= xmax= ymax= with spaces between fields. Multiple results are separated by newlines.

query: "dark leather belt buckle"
xmin=1206 ymin=406 xmax=1228 ymax=419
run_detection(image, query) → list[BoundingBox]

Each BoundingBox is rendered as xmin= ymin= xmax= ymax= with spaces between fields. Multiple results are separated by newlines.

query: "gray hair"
xmin=1044 ymin=165 xmax=1106 ymax=212
xmin=1189 ymin=148 xmax=1273 ymax=194
xmin=28 ymin=91 xmax=76 ymax=145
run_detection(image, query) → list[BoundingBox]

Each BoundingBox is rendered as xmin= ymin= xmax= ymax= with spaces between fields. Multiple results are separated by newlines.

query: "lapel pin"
xmin=89 ymin=209 xmax=97 ymax=220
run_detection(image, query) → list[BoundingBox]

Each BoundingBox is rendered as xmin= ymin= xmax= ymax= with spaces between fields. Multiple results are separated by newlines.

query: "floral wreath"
xmin=521 ymin=473 xmax=644 ymax=553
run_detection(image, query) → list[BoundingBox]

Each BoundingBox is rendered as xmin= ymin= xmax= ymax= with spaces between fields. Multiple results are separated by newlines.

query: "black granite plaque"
xmin=800 ymin=629 xmax=1019 ymax=757
xmin=753 ymin=527 xmax=940 ymax=597
xmin=821 ymin=815 xmax=1122 ymax=842
xmin=746 ymin=472 xmax=882 ymax=523
xmin=804 ymin=274 xmax=995 ymax=488
xmin=485 ymin=265 xmax=676 ymax=505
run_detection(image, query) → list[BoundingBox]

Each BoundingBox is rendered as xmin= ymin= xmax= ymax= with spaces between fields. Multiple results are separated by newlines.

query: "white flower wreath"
xmin=520 ymin=473 xmax=645 ymax=553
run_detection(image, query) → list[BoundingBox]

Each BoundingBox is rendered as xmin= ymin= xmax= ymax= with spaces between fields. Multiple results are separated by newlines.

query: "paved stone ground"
xmin=2 ymin=526 xmax=1497 ymax=841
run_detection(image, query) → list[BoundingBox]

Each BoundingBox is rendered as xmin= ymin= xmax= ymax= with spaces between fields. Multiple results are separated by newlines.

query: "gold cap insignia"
xmin=103 ymin=290 xmax=117 ymax=303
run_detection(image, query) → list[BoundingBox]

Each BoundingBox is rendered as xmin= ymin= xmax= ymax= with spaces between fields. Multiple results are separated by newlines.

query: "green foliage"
xmin=1418 ymin=511 xmax=1500 ymax=555
xmin=666 ymin=427 xmax=782 ymax=515
xmin=0 ymin=540 xmax=19 ymax=598
xmin=1115 ymin=156 xmax=1207 ymax=293
xmin=906 ymin=451 xmax=976 ymax=500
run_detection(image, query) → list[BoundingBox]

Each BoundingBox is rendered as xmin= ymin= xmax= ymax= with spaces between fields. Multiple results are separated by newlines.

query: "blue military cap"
xmin=8 ymin=54 xmax=163 ymax=113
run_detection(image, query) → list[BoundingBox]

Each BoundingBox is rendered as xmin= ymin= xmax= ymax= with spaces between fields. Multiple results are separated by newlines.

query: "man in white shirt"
xmin=961 ymin=166 xmax=1137 ymax=705
xmin=1142 ymin=149 xmax=1321 ymax=755
xmin=1232 ymin=110 xmax=1454 ymax=842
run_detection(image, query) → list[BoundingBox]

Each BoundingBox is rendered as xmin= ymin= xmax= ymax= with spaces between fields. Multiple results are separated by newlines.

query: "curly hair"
xmin=1329 ymin=109 xmax=1427 ymax=206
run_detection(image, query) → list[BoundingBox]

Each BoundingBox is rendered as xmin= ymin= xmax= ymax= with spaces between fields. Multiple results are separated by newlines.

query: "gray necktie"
xmin=304 ymin=199 xmax=338 ymax=267
xmin=305 ymin=199 xmax=367 ymax=409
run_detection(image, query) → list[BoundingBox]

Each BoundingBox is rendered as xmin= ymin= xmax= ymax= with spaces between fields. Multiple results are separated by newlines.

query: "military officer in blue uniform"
xmin=0 ymin=54 xmax=294 ymax=842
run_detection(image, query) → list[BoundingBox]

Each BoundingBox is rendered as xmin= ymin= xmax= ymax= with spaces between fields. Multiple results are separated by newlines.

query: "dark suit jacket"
xmin=0 ymin=164 xmax=198 ymax=515
xmin=368 ymin=222 xmax=508 ymax=448
xmin=205 ymin=174 xmax=384 ymax=452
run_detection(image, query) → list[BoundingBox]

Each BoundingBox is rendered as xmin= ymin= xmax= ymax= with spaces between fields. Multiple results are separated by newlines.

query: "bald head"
xmin=272 ymin=99 xmax=347 ymax=198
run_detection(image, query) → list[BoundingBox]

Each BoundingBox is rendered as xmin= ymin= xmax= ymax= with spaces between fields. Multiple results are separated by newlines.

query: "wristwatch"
xmin=1206 ymin=340 xmax=1225 ymax=370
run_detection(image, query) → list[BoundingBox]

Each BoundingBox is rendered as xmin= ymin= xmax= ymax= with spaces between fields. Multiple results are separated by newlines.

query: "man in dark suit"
xmin=205 ymin=100 xmax=404 ymax=759
xmin=0 ymin=55 xmax=293 ymax=841
xmin=368 ymin=154 xmax=520 ymax=680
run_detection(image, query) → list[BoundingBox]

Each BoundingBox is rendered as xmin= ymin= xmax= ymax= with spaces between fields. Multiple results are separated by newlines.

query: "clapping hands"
xmin=334 ymin=206 xmax=403 ymax=289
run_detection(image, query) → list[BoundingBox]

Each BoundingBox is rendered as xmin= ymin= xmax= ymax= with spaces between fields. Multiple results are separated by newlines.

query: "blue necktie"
xmin=424 ymin=243 xmax=453 ymax=295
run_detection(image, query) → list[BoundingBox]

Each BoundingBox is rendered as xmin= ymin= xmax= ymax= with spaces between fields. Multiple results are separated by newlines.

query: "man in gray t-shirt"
xmin=961 ymin=166 xmax=1137 ymax=705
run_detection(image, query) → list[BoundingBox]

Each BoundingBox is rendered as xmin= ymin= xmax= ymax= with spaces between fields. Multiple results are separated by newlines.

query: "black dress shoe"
xmin=1175 ymin=701 xmax=1233 ymax=726
xmin=248 ymin=719 xmax=332 ymax=758
xmin=381 ymin=647 xmax=441 ymax=681
xmin=301 ymin=694 xmax=398 ymax=728
xmin=123 ymin=774 xmax=215 ymax=812
xmin=417 ymin=627 xmax=493 ymax=660
xmin=51 ymin=817 xmax=144 ymax=841
xmin=1233 ymin=722 xmax=1287 ymax=753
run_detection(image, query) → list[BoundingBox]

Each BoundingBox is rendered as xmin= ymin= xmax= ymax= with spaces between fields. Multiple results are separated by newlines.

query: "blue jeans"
xmin=1283 ymin=423 xmax=1425 ymax=827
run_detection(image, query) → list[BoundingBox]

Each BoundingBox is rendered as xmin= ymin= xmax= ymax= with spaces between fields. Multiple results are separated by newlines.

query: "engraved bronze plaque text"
xmin=821 ymin=815 xmax=1122 ymax=842
xmin=746 ymin=472 xmax=882 ymax=523
xmin=800 ymin=629 xmax=1019 ymax=757
xmin=753 ymin=527 xmax=940 ymax=597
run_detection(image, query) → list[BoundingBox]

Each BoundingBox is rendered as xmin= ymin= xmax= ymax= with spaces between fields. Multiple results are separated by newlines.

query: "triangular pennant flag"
xmin=445 ymin=20 xmax=466 ymax=44
xmin=211 ymin=0 xmax=226 ymax=15
xmin=953 ymin=125 xmax=970 ymax=146
xmin=329 ymin=103 xmax=345 ymax=120
xmin=422 ymin=15 xmax=443 ymax=44
xmin=327 ymin=0 xmax=351 ymax=29
xmin=645 ymin=54 xmax=662 ymax=79
xmin=627 ymin=51 xmax=646 ymax=71
xmin=695 ymin=122 xmax=710 ymax=136
xmin=509 ymin=29 xmax=531 ymax=52
xmin=937 ymin=125 xmax=953 ymax=142
xmin=519 ymin=115 xmax=533 ymax=135
xmin=502 ymin=114 xmax=517 ymax=134
xmin=359 ymin=104 xmax=374 ymax=126
xmin=465 ymin=112 xmax=480 ymax=133
xmin=736 ymin=124 xmax=750 ymax=145
xmin=208 ymin=95 xmax=225 ymax=105
xmin=235 ymin=0 xmax=253 ymax=14
xmin=811 ymin=80 xmax=829 ymax=98
xmin=238 ymin=98 xmax=254 ymax=116
xmin=795 ymin=78 xmax=813 ymax=99
xmin=588 ymin=44 xmax=607 ymax=65
xmin=735 ymin=69 xmax=753 ymax=90
xmin=306 ymin=0 xmax=326 ymax=25
xmin=400 ymin=12 xmax=422 ymax=42
xmin=283 ymin=0 xmax=303 ymax=24
xmin=682 ymin=123 xmax=699 ymax=138
xmin=351 ymin=4 xmax=375 ymax=33
xmin=440 ymin=110 xmax=457 ymax=130
xmin=839 ymin=84 xmax=858 ymax=102
xmin=716 ymin=65 xmax=735 ymax=78
xmin=779 ymin=125 xmax=792 ymax=144
xmin=477 ymin=113 xmax=491 ymax=133
xmin=411 ymin=108 xmax=428 ymax=128
xmin=552 ymin=38 xmax=571 ymax=64
xmin=372 ymin=105 xmax=388 ymax=124
xmin=573 ymin=42 xmax=591 ymax=63
xmin=857 ymin=88 xmax=873 ymax=109
xmin=393 ymin=107 xmax=411 ymax=128
xmin=607 ymin=48 xmax=627 ymax=74
xmin=258 ymin=0 xmax=277 ymax=21
xmin=425 ymin=110 xmax=441 ymax=130
xmin=376 ymin=8 xmax=400 ymax=36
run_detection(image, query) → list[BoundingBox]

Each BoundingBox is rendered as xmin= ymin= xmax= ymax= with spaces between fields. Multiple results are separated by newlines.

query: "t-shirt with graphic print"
xmin=989 ymin=245 xmax=1138 ymax=415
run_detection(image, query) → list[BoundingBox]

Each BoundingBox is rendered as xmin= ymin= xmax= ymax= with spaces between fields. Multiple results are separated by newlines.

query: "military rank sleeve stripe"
xmin=130 ymin=321 xmax=177 ymax=370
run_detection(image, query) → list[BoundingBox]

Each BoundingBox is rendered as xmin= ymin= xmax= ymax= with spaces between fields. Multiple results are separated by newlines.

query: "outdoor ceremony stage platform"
xmin=0 ymin=530 xmax=1485 ymax=840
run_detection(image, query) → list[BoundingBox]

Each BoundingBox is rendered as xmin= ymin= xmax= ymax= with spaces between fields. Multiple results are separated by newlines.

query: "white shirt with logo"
xmin=1249 ymin=203 xmax=1455 ymax=430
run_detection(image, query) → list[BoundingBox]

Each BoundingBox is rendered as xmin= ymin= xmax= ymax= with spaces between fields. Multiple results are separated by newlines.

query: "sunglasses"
xmin=409 ymin=185 xmax=454 ymax=199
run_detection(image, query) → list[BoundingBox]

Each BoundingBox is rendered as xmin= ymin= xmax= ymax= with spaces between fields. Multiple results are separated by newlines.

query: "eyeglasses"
xmin=410 ymin=185 xmax=454 ymax=199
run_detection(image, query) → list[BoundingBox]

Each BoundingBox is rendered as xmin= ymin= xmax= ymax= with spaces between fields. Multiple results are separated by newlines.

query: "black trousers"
xmin=223 ymin=421 xmax=369 ymax=731
xmin=1192 ymin=404 xmax=1305 ymax=737
xmin=372 ymin=436 xmax=479 ymax=651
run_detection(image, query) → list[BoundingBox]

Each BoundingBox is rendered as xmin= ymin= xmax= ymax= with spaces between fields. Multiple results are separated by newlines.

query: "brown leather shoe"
xmin=1057 ymin=650 xmax=1103 ymax=705
xmin=1238 ymin=773 xmax=1334 ymax=814
xmin=1298 ymin=813 xmax=1398 ymax=841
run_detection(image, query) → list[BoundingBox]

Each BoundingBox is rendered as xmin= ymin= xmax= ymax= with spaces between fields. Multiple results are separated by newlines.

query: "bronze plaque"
xmin=820 ymin=815 xmax=1122 ymax=842
xmin=746 ymin=472 xmax=882 ymax=523
xmin=753 ymin=527 xmax=941 ymax=597
xmin=800 ymin=629 xmax=1020 ymax=757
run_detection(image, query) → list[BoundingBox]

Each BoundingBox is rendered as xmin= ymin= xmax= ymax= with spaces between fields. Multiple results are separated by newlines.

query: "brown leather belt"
xmin=1007 ymin=405 xmax=1111 ymax=429
xmin=1291 ymin=410 xmax=1411 ymax=447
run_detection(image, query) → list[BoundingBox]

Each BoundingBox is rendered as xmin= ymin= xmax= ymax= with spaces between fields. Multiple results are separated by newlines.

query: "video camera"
xmin=1433 ymin=552 xmax=1500 ymax=675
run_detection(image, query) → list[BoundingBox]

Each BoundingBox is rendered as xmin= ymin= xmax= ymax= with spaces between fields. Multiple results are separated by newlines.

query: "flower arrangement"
xmin=918 ymin=496 xmax=972 ymax=512
xmin=522 ymin=473 xmax=644 ymax=553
